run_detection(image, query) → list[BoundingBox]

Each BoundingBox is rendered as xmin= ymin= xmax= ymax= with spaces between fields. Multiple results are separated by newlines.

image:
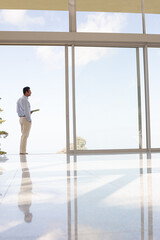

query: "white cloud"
xmin=36 ymin=46 xmax=64 ymax=70
xmin=0 ymin=10 xmax=45 ymax=28
xmin=36 ymin=13 xmax=126 ymax=68
xmin=37 ymin=46 xmax=115 ymax=69
xmin=36 ymin=46 xmax=114 ymax=69
xmin=75 ymin=13 xmax=126 ymax=66
xmin=78 ymin=12 xmax=126 ymax=33
xmin=75 ymin=47 xmax=115 ymax=66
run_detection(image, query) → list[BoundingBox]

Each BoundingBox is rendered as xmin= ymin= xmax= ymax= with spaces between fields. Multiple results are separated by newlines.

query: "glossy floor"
xmin=0 ymin=153 xmax=160 ymax=240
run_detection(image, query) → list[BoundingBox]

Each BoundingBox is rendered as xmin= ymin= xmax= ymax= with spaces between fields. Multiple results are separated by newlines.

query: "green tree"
xmin=0 ymin=98 xmax=8 ymax=155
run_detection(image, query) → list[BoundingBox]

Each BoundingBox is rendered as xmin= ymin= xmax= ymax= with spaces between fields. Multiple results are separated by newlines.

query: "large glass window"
xmin=146 ymin=14 xmax=160 ymax=34
xmin=77 ymin=12 xmax=142 ymax=33
xmin=0 ymin=10 xmax=69 ymax=32
xmin=75 ymin=47 xmax=140 ymax=150
xmin=148 ymin=48 xmax=160 ymax=148
xmin=1 ymin=46 xmax=66 ymax=154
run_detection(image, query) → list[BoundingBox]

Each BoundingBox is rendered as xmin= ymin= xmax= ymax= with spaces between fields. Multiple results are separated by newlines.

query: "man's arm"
xmin=23 ymin=99 xmax=31 ymax=122
xmin=16 ymin=100 xmax=19 ymax=114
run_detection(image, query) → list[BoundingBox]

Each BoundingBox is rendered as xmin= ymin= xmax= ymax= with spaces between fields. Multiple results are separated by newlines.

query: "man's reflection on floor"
xmin=18 ymin=155 xmax=33 ymax=223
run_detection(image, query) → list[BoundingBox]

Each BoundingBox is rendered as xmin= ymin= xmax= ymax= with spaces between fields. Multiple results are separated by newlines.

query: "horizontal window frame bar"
xmin=69 ymin=148 xmax=160 ymax=155
xmin=1 ymin=31 xmax=160 ymax=47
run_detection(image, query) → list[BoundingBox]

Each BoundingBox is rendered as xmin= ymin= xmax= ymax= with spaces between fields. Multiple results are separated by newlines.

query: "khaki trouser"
xmin=19 ymin=117 xmax=31 ymax=153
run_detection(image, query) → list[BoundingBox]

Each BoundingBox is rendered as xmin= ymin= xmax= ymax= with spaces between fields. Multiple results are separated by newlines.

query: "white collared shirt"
xmin=17 ymin=95 xmax=31 ymax=122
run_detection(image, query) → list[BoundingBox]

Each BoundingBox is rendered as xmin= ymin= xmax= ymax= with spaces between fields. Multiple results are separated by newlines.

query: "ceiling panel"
xmin=76 ymin=0 xmax=142 ymax=13
xmin=0 ymin=0 xmax=159 ymax=14
xmin=0 ymin=0 xmax=69 ymax=11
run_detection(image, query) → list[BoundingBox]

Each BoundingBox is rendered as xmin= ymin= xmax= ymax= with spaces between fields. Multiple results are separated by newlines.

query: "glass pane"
xmin=77 ymin=12 xmax=142 ymax=33
xmin=75 ymin=47 xmax=140 ymax=150
xmin=0 ymin=46 xmax=66 ymax=154
xmin=148 ymin=48 xmax=160 ymax=148
xmin=146 ymin=14 xmax=160 ymax=34
xmin=0 ymin=10 xmax=69 ymax=32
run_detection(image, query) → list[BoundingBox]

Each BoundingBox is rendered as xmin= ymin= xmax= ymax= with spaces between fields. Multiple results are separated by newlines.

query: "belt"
xmin=19 ymin=116 xmax=25 ymax=117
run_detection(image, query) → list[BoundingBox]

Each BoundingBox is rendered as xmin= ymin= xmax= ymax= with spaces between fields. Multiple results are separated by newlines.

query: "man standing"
xmin=17 ymin=87 xmax=32 ymax=155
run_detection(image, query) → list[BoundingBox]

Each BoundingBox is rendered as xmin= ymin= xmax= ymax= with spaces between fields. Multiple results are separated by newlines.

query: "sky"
xmin=0 ymin=9 xmax=160 ymax=154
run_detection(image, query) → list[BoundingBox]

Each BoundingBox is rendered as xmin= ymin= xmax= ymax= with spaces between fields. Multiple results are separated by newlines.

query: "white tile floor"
xmin=0 ymin=153 xmax=160 ymax=239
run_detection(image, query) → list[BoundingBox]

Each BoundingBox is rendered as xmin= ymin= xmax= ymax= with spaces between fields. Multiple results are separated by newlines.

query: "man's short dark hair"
xmin=23 ymin=87 xmax=30 ymax=95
